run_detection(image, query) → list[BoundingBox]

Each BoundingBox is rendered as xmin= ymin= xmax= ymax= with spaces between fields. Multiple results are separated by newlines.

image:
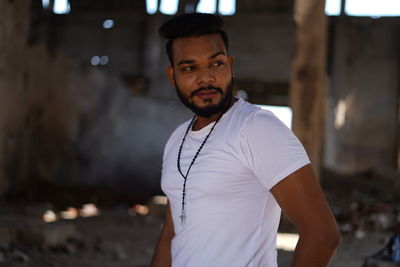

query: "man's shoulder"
xmin=235 ymin=99 xmax=282 ymax=132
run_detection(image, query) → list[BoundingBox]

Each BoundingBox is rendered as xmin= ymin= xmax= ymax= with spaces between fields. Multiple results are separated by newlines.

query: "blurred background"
xmin=0 ymin=0 xmax=399 ymax=266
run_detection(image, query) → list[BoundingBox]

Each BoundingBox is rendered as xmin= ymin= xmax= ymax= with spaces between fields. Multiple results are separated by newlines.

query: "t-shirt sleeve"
xmin=241 ymin=109 xmax=310 ymax=190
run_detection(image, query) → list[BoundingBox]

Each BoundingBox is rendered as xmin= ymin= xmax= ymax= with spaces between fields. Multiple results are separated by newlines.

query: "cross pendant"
xmin=180 ymin=211 xmax=186 ymax=225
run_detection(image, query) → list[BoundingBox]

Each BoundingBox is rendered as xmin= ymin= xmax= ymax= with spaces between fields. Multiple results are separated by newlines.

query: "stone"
xmin=9 ymin=249 xmax=29 ymax=263
xmin=112 ymin=243 xmax=128 ymax=261
xmin=0 ymin=251 xmax=5 ymax=263
xmin=17 ymin=222 xmax=79 ymax=249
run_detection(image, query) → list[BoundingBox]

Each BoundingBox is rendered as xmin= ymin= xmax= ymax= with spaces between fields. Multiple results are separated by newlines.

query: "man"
xmin=151 ymin=13 xmax=340 ymax=267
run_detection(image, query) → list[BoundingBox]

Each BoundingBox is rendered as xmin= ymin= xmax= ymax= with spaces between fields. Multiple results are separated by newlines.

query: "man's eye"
xmin=212 ymin=61 xmax=224 ymax=67
xmin=181 ymin=66 xmax=193 ymax=71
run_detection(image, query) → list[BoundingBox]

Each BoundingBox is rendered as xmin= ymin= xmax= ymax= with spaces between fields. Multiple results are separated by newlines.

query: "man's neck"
xmin=192 ymin=97 xmax=237 ymax=131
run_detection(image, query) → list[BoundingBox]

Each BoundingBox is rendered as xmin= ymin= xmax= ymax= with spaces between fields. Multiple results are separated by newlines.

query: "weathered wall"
xmin=225 ymin=14 xmax=293 ymax=83
xmin=324 ymin=17 xmax=400 ymax=173
xmin=0 ymin=1 xmax=191 ymax=198
xmin=48 ymin=12 xmax=294 ymax=93
xmin=21 ymin=44 xmax=190 ymax=193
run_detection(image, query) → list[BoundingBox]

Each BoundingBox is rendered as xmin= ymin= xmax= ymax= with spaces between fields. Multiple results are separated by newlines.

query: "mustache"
xmin=190 ymin=86 xmax=223 ymax=97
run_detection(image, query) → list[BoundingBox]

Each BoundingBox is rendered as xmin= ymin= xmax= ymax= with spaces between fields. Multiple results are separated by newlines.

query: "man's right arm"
xmin=151 ymin=201 xmax=175 ymax=267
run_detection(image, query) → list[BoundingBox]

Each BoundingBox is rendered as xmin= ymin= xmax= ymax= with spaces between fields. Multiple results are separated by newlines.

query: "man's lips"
xmin=195 ymin=89 xmax=218 ymax=99
xmin=191 ymin=86 xmax=223 ymax=98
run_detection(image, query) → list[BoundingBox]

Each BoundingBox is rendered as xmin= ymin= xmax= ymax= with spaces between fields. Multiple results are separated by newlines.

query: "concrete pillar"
xmin=0 ymin=0 xmax=31 ymax=196
xmin=289 ymin=0 xmax=327 ymax=175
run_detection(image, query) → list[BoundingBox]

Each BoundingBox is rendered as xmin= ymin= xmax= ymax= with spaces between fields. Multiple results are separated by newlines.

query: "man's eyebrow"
xmin=209 ymin=51 xmax=227 ymax=59
xmin=177 ymin=59 xmax=195 ymax=66
xmin=176 ymin=51 xmax=227 ymax=66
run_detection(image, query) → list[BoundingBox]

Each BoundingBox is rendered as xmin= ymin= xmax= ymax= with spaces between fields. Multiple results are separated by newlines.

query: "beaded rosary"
xmin=176 ymin=113 xmax=224 ymax=225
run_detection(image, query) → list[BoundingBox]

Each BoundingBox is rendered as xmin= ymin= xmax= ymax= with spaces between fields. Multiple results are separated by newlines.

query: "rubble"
xmin=17 ymin=221 xmax=79 ymax=249
xmin=363 ymin=260 xmax=400 ymax=267
xmin=333 ymin=199 xmax=400 ymax=237
xmin=0 ymin=249 xmax=30 ymax=264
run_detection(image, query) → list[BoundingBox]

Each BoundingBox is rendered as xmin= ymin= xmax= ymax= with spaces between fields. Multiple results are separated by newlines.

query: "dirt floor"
xmin=0 ymin=204 xmax=397 ymax=267
xmin=1 ymin=168 xmax=399 ymax=266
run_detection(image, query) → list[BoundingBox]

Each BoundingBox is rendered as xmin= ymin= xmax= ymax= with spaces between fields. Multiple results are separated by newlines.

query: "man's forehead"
xmin=172 ymin=33 xmax=227 ymax=61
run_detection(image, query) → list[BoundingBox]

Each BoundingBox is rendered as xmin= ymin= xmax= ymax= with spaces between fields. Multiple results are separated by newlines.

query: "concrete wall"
xmin=0 ymin=1 xmax=191 ymax=197
xmin=47 ymin=12 xmax=294 ymax=91
xmin=324 ymin=17 xmax=400 ymax=173
xmin=225 ymin=14 xmax=293 ymax=83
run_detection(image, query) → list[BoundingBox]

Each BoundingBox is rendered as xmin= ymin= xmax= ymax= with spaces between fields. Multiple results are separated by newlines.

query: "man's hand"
xmin=271 ymin=164 xmax=340 ymax=267
xmin=151 ymin=201 xmax=175 ymax=267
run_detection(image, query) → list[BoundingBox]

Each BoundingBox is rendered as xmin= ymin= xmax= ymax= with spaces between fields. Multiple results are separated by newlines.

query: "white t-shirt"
xmin=161 ymin=98 xmax=310 ymax=267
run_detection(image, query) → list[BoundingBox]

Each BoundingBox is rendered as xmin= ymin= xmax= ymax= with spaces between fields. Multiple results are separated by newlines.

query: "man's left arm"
xmin=270 ymin=164 xmax=341 ymax=267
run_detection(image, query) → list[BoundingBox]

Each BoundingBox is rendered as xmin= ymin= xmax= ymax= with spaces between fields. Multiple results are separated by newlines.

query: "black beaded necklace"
xmin=176 ymin=113 xmax=224 ymax=225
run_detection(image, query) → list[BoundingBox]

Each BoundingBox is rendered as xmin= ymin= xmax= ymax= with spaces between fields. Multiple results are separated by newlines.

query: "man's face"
xmin=167 ymin=33 xmax=234 ymax=118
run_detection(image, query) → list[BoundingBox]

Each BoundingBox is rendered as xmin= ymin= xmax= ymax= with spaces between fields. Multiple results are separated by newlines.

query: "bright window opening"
xmin=196 ymin=0 xmax=217 ymax=14
xmin=53 ymin=0 xmax=70 ymax=14
xmin=218 ymin=0 xmax=236 ymax=15
xmin=146 ymin=0 xmax=158 ymax=14
xmin=325 ymin=0 xmax=400 ymax=17
xmin=325 ymin=0 xmax=341 ymax=16
xmin=346 ymin=0 xmax=400 ymax=17
xmin=42 ymin=0 xmax=50 ymax=9
xmin=159 ymin=0 xmax=179 ymax=15
xmin=145 ymin=0 xmax=236 ymax=15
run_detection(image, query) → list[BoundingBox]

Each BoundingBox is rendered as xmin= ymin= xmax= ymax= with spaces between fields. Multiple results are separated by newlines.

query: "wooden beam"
xmin=289 ymin=0 xmax=327 ymax=176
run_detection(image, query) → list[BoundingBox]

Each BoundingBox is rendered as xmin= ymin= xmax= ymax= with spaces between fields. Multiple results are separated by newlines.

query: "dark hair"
xmin=158 ymin=13 xmax=229 ymax=66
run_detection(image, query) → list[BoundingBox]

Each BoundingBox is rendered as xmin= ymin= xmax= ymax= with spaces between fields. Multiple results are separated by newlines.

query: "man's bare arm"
xmin=151 ymin=201 xmax=175 ymax=267
xmin=271 ymin=164 xmax=340 ymax=267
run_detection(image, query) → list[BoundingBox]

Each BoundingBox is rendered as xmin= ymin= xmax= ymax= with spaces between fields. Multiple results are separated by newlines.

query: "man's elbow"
xmin=300 ymin=223 xmax=341 ymax=250
xmin=314 ymin=225 xmax=341 ymax=250
xmin=325 ymin=227 xmax=341 ymax=250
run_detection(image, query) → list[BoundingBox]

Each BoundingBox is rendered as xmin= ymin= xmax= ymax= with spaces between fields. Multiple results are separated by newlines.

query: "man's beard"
xmin=174 ymin=78 xmax=234 ymax=118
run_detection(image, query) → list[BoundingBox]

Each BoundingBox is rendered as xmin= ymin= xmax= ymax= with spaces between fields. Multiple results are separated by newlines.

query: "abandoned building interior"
xmin=0 ymin=0 xmax=399 ymax=266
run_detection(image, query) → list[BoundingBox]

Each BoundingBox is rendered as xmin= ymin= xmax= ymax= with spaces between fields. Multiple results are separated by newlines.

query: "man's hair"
xmin=158 ymin=13 xmax=229 ymax=66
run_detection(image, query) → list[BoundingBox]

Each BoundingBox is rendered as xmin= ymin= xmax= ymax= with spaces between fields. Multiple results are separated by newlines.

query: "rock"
xmin=96 ymin=241 xmax=128 ymax=261
xmin=355 ymin=229 xmax=367 ymax=239
xmin=363 ymin=260 xmax=400 ymax=267
xmin=17 ymin=222 xmax=79 ymax=249
xmin=112 ymin=243 xmax=128 ymax=261
xmin=9 ymin=249 xmax=29 ymax=263
xmin=0 ymin=251 xmax=5 ymax=263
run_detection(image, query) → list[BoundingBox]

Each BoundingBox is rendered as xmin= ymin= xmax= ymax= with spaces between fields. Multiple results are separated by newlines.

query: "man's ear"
xmin=228 ymin=55 xmax=234 ymax=73
xmin=167 ymin=66 xmax=175 ymax=88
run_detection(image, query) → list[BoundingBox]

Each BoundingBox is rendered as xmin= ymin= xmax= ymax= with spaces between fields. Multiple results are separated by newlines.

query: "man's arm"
xmin=151 ymin=201 xmax=175 ymax=267
xmin=270 ymin=164 xmax=340 ymax=267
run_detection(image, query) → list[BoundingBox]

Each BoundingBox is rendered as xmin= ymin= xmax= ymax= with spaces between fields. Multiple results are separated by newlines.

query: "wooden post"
xmin=289 ymin=0 xmax=327 ymax=176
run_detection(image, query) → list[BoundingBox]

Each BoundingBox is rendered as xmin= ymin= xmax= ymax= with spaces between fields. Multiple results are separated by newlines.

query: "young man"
xmin=151 ymin=13 xmax=340 ymax=267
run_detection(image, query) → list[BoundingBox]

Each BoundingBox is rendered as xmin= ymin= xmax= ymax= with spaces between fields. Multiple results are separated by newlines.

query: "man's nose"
xmin=196 ymin=68 xmax=215 ymax=85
